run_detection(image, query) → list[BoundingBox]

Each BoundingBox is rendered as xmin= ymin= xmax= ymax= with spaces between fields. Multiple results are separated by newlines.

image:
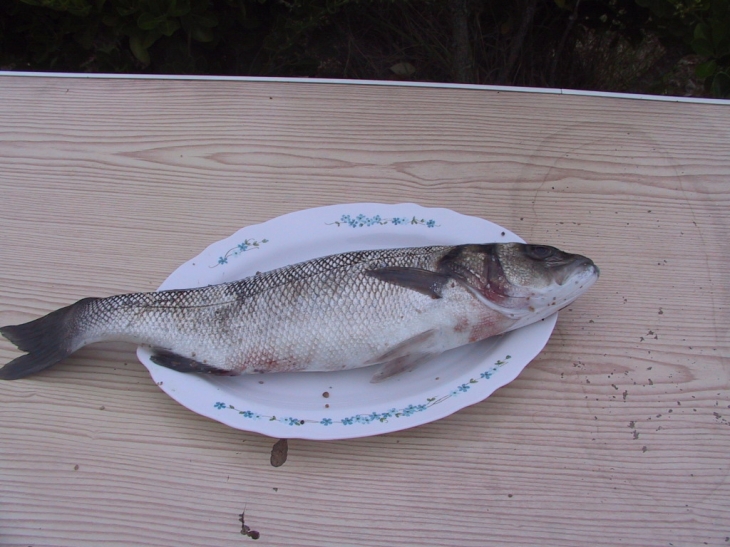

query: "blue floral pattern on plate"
xmin=327 ymin=214 xmax=438 ymax=228
xmin=213 ymin=355 xmax=511 ymax=427
xmin=211 ymin=238 xmax=269 ymax=268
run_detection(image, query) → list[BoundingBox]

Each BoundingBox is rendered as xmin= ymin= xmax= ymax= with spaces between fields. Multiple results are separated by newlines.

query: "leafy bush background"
xmin=1 ymin=0 xmax=728 ymax=97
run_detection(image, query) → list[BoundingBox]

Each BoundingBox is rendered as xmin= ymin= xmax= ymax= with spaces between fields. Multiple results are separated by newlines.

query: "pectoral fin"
xmin=365 ymin=267 xmax=450 ymax=299
xmin=368 ymin=329 xmax=442 ymax=383
xmin=370 ymin=353 xmax=439 ymax=383
xmin=150 ymin=350 xmax=232 ymax=375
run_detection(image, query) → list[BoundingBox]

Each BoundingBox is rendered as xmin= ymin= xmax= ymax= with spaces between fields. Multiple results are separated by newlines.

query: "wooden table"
xmin=0 ymin=74 xmax=728 ymax=547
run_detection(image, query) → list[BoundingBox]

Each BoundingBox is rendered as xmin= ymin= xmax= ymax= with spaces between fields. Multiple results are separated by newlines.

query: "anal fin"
xmin=150 ymin=350 xmax=232 ymax=375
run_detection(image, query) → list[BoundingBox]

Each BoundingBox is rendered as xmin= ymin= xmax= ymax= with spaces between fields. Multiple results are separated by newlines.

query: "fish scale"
xmin=234 ymin=248 xmax=443 ymax=373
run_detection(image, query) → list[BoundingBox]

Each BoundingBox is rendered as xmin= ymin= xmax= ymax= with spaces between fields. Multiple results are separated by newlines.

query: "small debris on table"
xmin=270 ymin=438 xmax=288 ymax=467
xmin=239 ymin=508 xmax=260 ymax=540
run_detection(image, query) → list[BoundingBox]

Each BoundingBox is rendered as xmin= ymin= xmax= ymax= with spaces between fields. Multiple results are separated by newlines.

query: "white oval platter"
xmin=137 ymin=203 xmax=556 ymax=440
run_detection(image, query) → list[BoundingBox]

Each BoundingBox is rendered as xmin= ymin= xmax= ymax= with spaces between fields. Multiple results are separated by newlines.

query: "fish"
xmin=0 ymin=242 xmax=599 ymax=382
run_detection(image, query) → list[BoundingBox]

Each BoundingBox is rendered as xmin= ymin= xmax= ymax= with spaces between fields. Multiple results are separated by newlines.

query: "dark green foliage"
xmin=1 ymin=0 xmax=273 ymax=73
xmin=636 ymin=0 xmax=730 ymax=96
xmin=0 ymin=0 xmax=725 ymax=97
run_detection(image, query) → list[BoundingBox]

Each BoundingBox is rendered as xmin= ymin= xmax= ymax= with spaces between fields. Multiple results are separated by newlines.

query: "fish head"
xmin=493 ymin=242 xmax=599 ymax=328
xmin=441 ymin=243 xmax=599 ymax=329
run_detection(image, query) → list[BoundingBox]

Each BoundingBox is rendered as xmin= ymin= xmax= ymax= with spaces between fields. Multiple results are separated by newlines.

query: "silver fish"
xmin=0 ymin=243 xmax=598 ymax=382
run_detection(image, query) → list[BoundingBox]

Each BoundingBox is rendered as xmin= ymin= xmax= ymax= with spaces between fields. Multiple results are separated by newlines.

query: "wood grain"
xmin=0 ymin=76 xmax=728 ymax=547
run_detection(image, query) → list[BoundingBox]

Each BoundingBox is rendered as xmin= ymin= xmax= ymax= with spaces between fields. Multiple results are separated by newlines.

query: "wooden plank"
xmin=0 ymin=76 xmax=728 ymax=547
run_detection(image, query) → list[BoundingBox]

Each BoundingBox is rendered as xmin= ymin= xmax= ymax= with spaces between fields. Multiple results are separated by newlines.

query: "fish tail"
xmin=0 ymin=298 xmax=98 ymax=380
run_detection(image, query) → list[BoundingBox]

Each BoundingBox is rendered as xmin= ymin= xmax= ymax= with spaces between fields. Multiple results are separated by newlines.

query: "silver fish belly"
xmin=0 ymin=243 xmax=599 ymax=382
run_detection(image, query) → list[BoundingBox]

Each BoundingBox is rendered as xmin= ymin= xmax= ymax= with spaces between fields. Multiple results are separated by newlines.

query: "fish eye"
xmin=525 ymin=245 xmax=555 ymax=260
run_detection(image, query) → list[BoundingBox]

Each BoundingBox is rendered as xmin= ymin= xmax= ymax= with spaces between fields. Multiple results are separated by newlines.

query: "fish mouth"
xmin=556 ymin=257 xmax=599 ymax=286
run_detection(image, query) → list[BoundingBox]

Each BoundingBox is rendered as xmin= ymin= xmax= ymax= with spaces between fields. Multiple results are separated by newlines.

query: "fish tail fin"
xmin=0 ymin=298 xmax=98 ymax=380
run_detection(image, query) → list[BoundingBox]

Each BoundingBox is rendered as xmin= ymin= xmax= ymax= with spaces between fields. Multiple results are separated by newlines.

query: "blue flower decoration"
xmin=214 ymin=354 xmax=511 ymax=428
xmin=327 ymin=214 xmax=438 ymax=229
xmin=402 ymin=404 xmax=419 ymax=416
xmin=210 ymin=238 xmax=269 ymax=268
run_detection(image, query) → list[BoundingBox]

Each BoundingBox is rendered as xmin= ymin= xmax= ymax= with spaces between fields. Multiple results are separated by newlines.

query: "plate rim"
xmin=136 ymin=203 xmax=557 ymax=440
